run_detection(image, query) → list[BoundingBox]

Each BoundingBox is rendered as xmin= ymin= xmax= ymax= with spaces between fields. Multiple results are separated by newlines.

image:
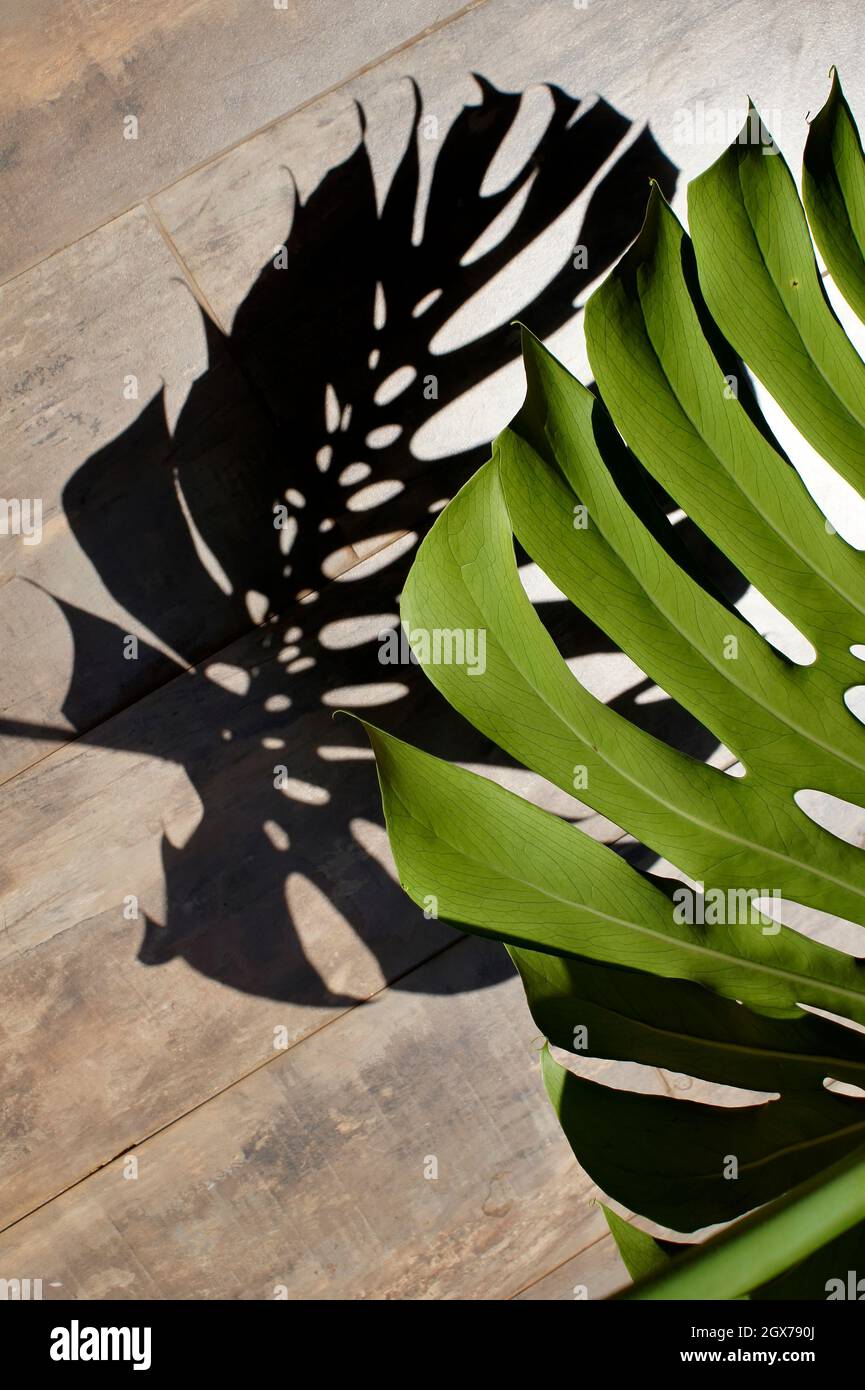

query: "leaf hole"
xmin=794 ymin=788 xmax=865 ymax=847
xmin=823 ymin=1078 xmax=865 ymax=1100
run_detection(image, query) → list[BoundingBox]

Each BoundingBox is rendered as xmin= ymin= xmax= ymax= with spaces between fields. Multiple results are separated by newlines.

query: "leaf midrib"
xmin=733 ymin=149 xmax=865 ymax=435
xmin=543 ymin=399 xmax=865 ymax=783
xmin=388 ymin=773 xmax=865 ymax=1017
xmin=599 ymin=1112 xmax=865 ymax=1184
xmin=740 ymin=1116 xmax=865 ymax=1177
xmin=445 ymin=528 xmax=865 ymax=911
xmin=619 ymin=253 xmax=865 ymax=621
xmin=528 ymin=977 xmax=865 ymax=1078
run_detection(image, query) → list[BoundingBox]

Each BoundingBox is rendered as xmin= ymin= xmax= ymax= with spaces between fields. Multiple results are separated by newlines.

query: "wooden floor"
xmin=2 ymin=0 xmax=864 ymax=1299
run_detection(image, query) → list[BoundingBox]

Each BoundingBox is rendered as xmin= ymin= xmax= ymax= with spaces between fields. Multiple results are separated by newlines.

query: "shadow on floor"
xmin=9 ymin=77 xmax=752 ymax=1005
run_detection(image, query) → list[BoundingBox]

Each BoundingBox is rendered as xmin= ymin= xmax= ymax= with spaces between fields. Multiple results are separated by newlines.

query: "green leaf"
xmin=804 ymin=69 xmax=865 ymax=324
xmin=602 ymin=1179 xmax=865 ymax=1301
xmin=363 ymin=81 xmax=865 ymax=1281
xmin=689 ymin=105 xmax=865 ymax=492
xmin=620 ymin=1144 xmax=865 ymax=1299
xmin=509 ymin=946 xmax=865 ymax=1093
xmin=603 ymin=1176 xmax=865 ymax=1300
xmin=362 ymin=719 xmax=865 ymax=1027
xmin=516 ymin=946 xmax=865 ymax=1230
xmin=600 ymin=1204 xmax=672 ymax=1284
xmin=400 ymin=407 xmax=865 ymax=926
xmin=542 ymin=1045 xmax=865 ymax=1230
xmin=751 ymin=1215 xmax=865 ymax=1299
xmin=583 ymin=188 xmax=865 ymax=675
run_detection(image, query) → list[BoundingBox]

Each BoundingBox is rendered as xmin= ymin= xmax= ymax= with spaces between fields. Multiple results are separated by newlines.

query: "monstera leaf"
xmin=602 ymin=1148 xmax=865 ymax=1300
xmin=803 ymin=68 xmax=865 ymax=326
xmin=364 ymin=71 xmax=865 ymax=1296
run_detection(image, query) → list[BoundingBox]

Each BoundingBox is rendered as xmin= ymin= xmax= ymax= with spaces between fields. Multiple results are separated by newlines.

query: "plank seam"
xmin=0 ymin=934 xmax=468 ymax=1236
xmin=0 ymin=0 xmax=494 ymax=293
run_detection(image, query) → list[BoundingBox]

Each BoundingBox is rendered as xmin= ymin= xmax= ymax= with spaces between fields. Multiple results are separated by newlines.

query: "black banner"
xmin=4 ymin=1297 xmax=862 ymax=1374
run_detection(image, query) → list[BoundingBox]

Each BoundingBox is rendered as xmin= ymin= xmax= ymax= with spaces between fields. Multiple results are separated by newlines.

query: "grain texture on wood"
xmin=514 ymin=1232 xmax=629 ymax=1301
xmin=0 ymin=206 xmax=288 ymax=782
xmin=0 ymin=0 xmax=479 ymax=283
xmin=0 ymin=937 xmax=669 ymax=1299
xmin=1 ymin=522 xmax=665 ymax=1224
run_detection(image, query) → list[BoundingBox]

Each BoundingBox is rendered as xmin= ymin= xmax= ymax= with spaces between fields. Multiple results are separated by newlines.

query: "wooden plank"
xmin=4 ymin=0 xmax=852 ymax=784
xmin=0 ymin=205 xmax=294 ymax=783
xmin=514 ymin=1232 xmax=629 ymax=1301
xmin=0 ymin=935 xmax=670 ymax=1299
xmin=5 ymin=0 xmax=768 ymax=783
xmin=0 ymin=0 xmax=480 ymax=284
xmin=0 ymin=553 xmax=825 ymax=1278
xmin=152 ymin=0 xmax=865 ymax=376
xmin=3 ymin=514 xmax=693 ymax=1224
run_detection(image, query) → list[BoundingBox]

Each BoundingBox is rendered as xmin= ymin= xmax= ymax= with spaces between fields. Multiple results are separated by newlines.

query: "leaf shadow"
xmin=20 ymin=76 xmax=724 ymax=1006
